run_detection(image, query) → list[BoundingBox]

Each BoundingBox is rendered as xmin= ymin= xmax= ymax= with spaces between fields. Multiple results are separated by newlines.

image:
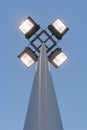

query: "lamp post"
xmin=18 ymin=16 xmax=69 ymax=130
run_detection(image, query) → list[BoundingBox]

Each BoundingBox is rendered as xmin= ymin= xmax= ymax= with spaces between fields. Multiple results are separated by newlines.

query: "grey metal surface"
xmin=23 ymin=43 xmax=64 ymax=130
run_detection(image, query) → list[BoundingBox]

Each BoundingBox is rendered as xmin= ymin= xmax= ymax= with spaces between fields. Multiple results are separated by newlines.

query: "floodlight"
xmin=18 ymin=47 xmax=38 ymax=67
xmin=48 ymin=18 xmax=69 ymax=40
xmin=48 ymin=48 xmax=67 ymax=68
xmin=19 ymin=16 xmax=40 ymax=39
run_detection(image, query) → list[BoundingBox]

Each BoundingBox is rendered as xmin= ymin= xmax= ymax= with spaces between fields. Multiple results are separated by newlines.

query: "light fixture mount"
xmin=18 ymin=16 xmax=69 ymax=68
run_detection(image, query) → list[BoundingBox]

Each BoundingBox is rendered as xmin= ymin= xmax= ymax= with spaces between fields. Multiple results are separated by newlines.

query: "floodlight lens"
xmin=52 ymin=19 xmax=67 ymax=34
xmin=53 ymin=52 xmax=67 ymax=66
xmin=48 ymin=18 xmax=69 ymax=39
xmin=19 ymin=19 xmax=34 ymax=35
xmin=20 ymin=53 xmax=34 ymax=67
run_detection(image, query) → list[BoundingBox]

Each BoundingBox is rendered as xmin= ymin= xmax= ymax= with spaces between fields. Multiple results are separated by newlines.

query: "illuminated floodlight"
xmin=18 ymin=47 xmax=38 ymax=67
xmin=48 ymin=48 xmax=67 ymax=68
xmin=48 ymin=18 xmax=69 ymax=40
xmin=19 ymin=16 xmax=40 ymax=39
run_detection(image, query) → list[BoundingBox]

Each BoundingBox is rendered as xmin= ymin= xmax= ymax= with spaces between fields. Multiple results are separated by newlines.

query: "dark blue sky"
xmin=0 ymin=0 xmax=87 ymax=130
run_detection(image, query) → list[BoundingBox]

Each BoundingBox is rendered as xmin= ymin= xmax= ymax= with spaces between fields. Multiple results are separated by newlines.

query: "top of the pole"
xmin=23 ymin=43 xmax=64 ymax=130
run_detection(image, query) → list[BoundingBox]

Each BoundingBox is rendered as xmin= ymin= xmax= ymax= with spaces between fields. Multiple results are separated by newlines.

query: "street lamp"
xmin=19 ymin=16 xmax=40 ymax=39
xmin=48 ymin=48 xmax=67 ymax=68
xmin=17 ymin=16 xmax=69 ymax=130
xmin=48 ymin=18 xmax=69 ymax=40
xmin=18 ymin=47 xmax=38 ymax=67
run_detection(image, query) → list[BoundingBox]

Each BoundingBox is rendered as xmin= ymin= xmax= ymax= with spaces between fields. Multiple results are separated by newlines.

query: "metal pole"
xmin=23 ymin=43 xmax=63 ymax=130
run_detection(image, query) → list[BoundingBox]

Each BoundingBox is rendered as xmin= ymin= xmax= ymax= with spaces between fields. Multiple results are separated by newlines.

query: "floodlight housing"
xmin=48 ymin=18 xmax=69 ymax=40
xmin=19 ymin=16 xmax=40 ymax=39
xmin=18 ymin=47 xmax=38 ymax=67
xmin=48 ymin=48 xmax=67 ymax=68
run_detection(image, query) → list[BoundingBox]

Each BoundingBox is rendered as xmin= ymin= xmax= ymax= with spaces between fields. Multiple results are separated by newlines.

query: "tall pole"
xmin=23 ymin=43 xmax=64 ymax=130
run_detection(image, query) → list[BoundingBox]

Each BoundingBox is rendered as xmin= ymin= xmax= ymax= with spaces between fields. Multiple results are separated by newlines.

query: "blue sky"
xmin=0 ymin=0 xmax=87 ymax=130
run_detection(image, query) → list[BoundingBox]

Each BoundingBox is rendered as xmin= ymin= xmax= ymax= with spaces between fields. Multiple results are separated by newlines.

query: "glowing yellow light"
xmin=52 ymin=19 xmax=66 ymax=34
xmin=19 ymin=19 xmax=34 ymax=35
xmin=20 ymin=53 xmax=34 ymax=67
xmin=53 ymin=52 xmax=67 ymax=66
